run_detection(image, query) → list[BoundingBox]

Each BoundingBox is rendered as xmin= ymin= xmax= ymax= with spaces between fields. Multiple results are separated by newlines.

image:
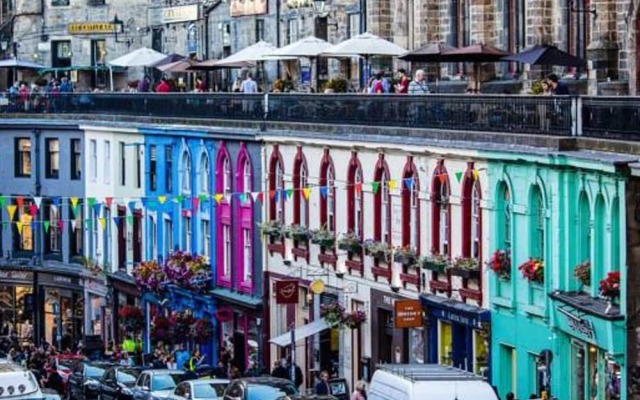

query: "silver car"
xmin=131 ymin=370 xmax=186 ymax=400
xmin=168 ymin=379 xmax=229 ymax=400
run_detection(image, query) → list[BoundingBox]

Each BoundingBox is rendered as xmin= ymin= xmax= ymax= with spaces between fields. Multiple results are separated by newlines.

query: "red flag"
xmin=16 ymin=196 xmax=23 ymax=210
xmin=105 ymin=197 xmax=113 ymax=208
xmin=28 ymin=204 xmax=38 ymax=216
xmin=257 ymin=193 xmax=264 ymax=203
xmin=269 ymin=190 xmax=276 ymax=200
xmin=439 ymin=173 xmax=447 ymax=184
xmin=191 ymin=197 xmax=199 ymax=209
xmin=354 ymin=183 xmax=363 ymax=196
xmin=57 ymin=219 xmax=64 ymax=233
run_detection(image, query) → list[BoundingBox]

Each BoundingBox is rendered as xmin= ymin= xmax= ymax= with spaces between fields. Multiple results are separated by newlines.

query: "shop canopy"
xmin=270 ymin=319 xmax=331 ymax=347
xmin=38 ymin=65 xmax=126 ymax=75
xmin=0 ymin=58 xmax=45 ymax=69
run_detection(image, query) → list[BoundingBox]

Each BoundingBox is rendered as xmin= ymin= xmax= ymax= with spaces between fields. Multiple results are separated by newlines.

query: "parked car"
xmin=131 ymin=369 xmax=186 ymax=400
xmin=167 ymin=378 xmax=229 ymax=400
xmin=98 ymin=366 xmax=143 ymax=400
xmin=223 ymin=377 xmax=298 ymax=400
xmin=66 ymin=361 xmax=114 ymax=400
xmin=0 ymin=360 xmax=48 ymax=400
xmin=47 ymin=354 xmax=86 ymax=395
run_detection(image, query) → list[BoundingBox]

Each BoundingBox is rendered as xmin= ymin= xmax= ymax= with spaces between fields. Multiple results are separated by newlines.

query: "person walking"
xmin=240 ymin=73 xmax=258 ymax=93
xmin=394 ymin=69 xmax=410 ymax=94
xmin=546 ymin=73 xmax=570 ymax=95
xmin=408 ymin=69 xmax=430 ymax=94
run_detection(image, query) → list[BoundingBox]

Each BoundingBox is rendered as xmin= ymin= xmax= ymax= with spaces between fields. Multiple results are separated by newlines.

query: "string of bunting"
xmin=0 ymin=170 xmax=482 ymax=231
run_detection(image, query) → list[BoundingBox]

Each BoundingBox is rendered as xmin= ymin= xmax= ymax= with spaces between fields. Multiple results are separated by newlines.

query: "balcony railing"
xmin=1 ymin=92 xmax=637 ymax=139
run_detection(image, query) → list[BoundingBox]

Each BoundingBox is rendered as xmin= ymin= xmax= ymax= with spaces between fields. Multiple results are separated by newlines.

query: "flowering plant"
xmin=574 ymin=260 xmax=591 ymax=286
xmin=151 ymin=315 xmax=171 ymax=343
xmin=164 ymin=251 xmax=211 ymax=293
xmin=394 ymin=246 xmax=418 ymax=266
xmin=342 ymin=310 xmax=367 ymax=329
xmin=283 ymin=224 xmax=311 ymax=242
xmin=118 ymin=305 xmax=144 ymax=333
xmin=599 ymin=271 xmax=620 ymax=299
xmin=310 ymin=227 xmax=336 ymax=248
xmin=133 ymin=261 xmax=167 ymax=293
xmin=452 ymin=257 xmax=480 ymax=270
xmin=191 ymin=318 xmax=214 ymax=344
xmin=487 ymin=250 xmax=511 ymax=280
xmin=518 ymin=258 xmax=544 ymax=284
xmin=170 ymin=312 xmax=197 ymax=339
xmin=420 ymin=252 xmax=451 ymax=273
xmin=320 ymin=302 xmax=345 ymax=325
xmin=337 ymin=231 xmax=363 ymax=254
xmin=258 ymin=220 xmax=283 ymax=239
xmin=363 ymin=239 xmax=392 ymax=262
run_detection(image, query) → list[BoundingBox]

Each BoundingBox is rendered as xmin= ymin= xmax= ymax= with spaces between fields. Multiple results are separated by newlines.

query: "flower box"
xmin=268 ymin=243 xmax=285 ymax=255
xmin=364 ymin=240 xmax=392 ymax=263
xmin=449 ymin=266 xmax=480 ymax=279
xmin=258 ymin=220 xmax=283 ymax=240
xmin=292 ymin=247 xmax=309 ymax=261
xmin=459 ymin=287 xmax=482 ymax=302
xmin=318 ymin=252 xmax=337 ymax=266
xmin=394 ymin=250 xmax=418 ymax=267
xmin=345 ymin=259 xmax=364 ymax=274
xmin=487 ymin=250 xmax=511 ymax=280
xmin=518 ymin=258 xmax=544 ymax=284
xmin=400 ymin=272 xmax=421 ymax=287
xmin=337 ymin=232 xmax=363 ymax=254
xmin=599 ymin=271 xmax=620 ymax=300
xmin=574 ymin=260 xmax=591 ymax=287
xmin=421 ymin=260 xmax=448 ymax=273
xmin=283 ymin=224 xmax=310 ymax=243
xmin=311 ymin=228 xmax=336 ymax=249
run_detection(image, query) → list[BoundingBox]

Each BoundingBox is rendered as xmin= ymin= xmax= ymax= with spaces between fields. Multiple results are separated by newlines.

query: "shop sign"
xmin=394 ymin=300 xmax=423 ymax=328
xmin=186 ymin=23 xmax=198 ymax=54
xmin=436 ymin=309 xmax=482 ymax=329
xmin=39 ymin=273 xmax=80 ymax=287
xmin=558 ymin=307 xmax=596 ymax=340
xmin=162 ymin=5 xmax=199 ymax=24
xmin=68 ymin=22 xmax=117 ymax=35
xmin=230 ymin=0 xmax=267 ymax=17
xmin=275 ymin=280 xmax=299 ymax=304
xmin=0 ymin=269 xmax=33 ymax=283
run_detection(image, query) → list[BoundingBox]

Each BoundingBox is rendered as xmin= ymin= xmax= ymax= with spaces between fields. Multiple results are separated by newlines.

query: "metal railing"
xmin=3 ymin=92 xmax=635 ymax=139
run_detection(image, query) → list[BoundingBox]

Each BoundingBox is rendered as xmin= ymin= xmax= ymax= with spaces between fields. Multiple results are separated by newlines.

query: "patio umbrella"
xmin=156 ymin=59 xmax=201 ymax=73
xmin=109 ymin=47 xmax=167 ymax=67
xmin=398 ymin=43 xmax=458 ymax=62
xmin=151 ymin=53 xmax=187 ymax=68
xmin=189 ymin=59 xmax=254 ymax=70
xmin=501 ymin=45 xmax=586 ymax=67
xmin=0 ymin=58 xmax=45 ymax=69
xmin=264 ymin=36 xmax=332 ymax=59
xmin=210 ymin=41 xmax=278 ymax=68
xmin=439 ymin=44 xmax=511 ymax=63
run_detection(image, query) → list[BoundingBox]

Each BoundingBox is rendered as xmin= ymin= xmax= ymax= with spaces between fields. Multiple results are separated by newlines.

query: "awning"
xmin=270 ymin=319 xmax=330 ymax=347
xmin=209 ymin=287 xmax=262 ymax=309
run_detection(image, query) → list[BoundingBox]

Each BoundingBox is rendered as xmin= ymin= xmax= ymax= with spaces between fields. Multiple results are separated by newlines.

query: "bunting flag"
xmin=438 ymin=173 xmax=447 ymax=184
xmin=371 ymin=182 xmax=380 ymax=194
xmin=0 ymin=196 xmax=5 ymax=207
xmin=404 ymin=178 xmax=414 ymax=189
xmin=273 ymin=191 xmax=280 ymax=203
xmin=302 ymin=188 xmax=311 ymax=200
xmin=28 ymin=204 xmax=38 ymax=217
xmin=57 ymin=219 xmax=64 ymax=233
xmin=191 ymin=197 xmax=200 ymax=209
xmin=6 ymin=205 xmax=17 ymax=221
xmin=43 ymin=221 xmax=50 ymax=233
xmin=472 ymin=169 xmax=480 ymax=181
xmin=388 ymin=180 xmax=397 ymax=192
xmin=286 ymin=188 xmax=293 ymax=199
xmin=239 ymin=194 xmax=247 ymax=204
xmin=87 ymin=197 xmax=96 ymax=209
xmin=354 ymin=183 xmax=362 ymax=196
xmin=16 ymin=221 xmax=23 ymax=235
xmin=224 ymin=195 xmax=231 ymax=204
xmin=70 ymin=205 xmax=78 ymax=219
xmin=214 ymin=194 xmax=224 ymax=204
xmin=455 ymin=172 xmax=463 ymax=183
xmin=98 ymin=218 xmax=106 ymax=229
xmin=198 ymin=194 xmax=208 ymax=204
xmin=16 ymin=196 xmax=23 ymax=210
xmin=128 ymin=201 xmax=136 ymax=214
xmin=70 ymin=197 xmax=79 ymax=208
xmin=175 ymin=195 xmax=184 ymax=203
xmin=158 ymin=196 xmax=167 ymax=204
xmin=269 ymin=191 xmax=276 ymax=200
xmin=52 ymin=197 xmax=61 ymax=208
xmin=256 ymin=193 xmax=264 ymax=203
xmin=319 ymin=186 xmax=328 ymax=199
xmin=93 ymin=203 xmax=102 ymax=215
xmin=105 ymin=197 xmax=113 ymax=208
xmin=85 ymin=220 xmax=93 ymax=229
xmin=70 ymin=220 xmax=77 ymax=232
xmin=113 ymin=216 xmax=121 ymax=227
xmin=126 ymin=216 xmax=134 ymax=225
xmin=33 ymin=197 xmax=42 ymax=209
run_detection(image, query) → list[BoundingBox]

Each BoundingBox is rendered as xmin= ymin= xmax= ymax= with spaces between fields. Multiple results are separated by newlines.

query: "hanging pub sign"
xmin=394 ymin=299 xmax=423 ymax=328
xmin=275 ymin=280 xmax=299 ymax=304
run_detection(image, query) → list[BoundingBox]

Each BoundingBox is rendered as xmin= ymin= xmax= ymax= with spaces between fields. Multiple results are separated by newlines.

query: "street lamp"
xmin=313 ymin=0 xmax=327 ymax=16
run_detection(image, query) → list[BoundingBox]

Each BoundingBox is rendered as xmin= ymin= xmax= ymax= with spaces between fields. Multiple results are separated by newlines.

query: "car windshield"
xmin=86 ymin=365 xmax=107 ymax=378
xmin=117 ymin=369 xmax=141 ymax=384
xmin=151 ymin=374 xmax=183 ymax=391
xmin=247 ymin=383 xmax=298 ymax=400
xmin=194 ymin=382 xmax=227 ymax=398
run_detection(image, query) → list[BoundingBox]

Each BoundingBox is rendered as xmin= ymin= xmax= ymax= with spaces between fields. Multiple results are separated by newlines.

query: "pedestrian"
xmin=156 ymin=77 xmax=171 ymax=93
xmin=394 ymin=69 xmax=410 ymax=94
xmin=408 ymin=69 xmax=429 ymax=94
xmin=351 ymin=381 xmax=367 ymax=400
xmin=546 ymin=73 xmax=570 ymax=95
xmin=42 ymin=364 xmax=65 ymax=395
xmin=366 ymin=71 xmax=384 ymax=94
xmin=271 ymin=359 xmax=288 ymax=379
xmin=137 ymin=75 xmax=151 ymax=93
xmin=314 ymin=370 xmax=331 ymax=395
xmin=240 ymin=73 xmax=258 ymax=93
xmin=195 ymin=76 xmax=207 ymax=92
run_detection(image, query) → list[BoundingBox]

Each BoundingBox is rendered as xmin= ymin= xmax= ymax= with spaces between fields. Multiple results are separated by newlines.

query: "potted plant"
xmin=258 ymin=220 xmax=283 ymax=240
xmin=394 ymin=246 xmax=418 ymax=266
xmin=320 ymin=302 xmax=345 ymax=326
xmin=341 ymin=310 xmax=367 ymax=329
xmin=574 ymin=260 xmax=591 ymax=287
xmin=363 ymin=239 xmax=392 ymax=262
xmin=420 ymin=253 xmax=450 ymax=273
xmin=310 ymin=227 xmax=336 ymax=249
xmin=599 ymin=271 xmax=620 ymax=300
xmin=518 ymin=258 xmax=544 ymax=284
xmin=487 ymin=250 xmax=511 ymax=280
xmin=133 ymin=260 xmax=167 ymax=294
xmin=338 ymin=231 xmax=363 ymax=254
xmin=449 ymin=257 xmax=480 ymax=279
xmin=118 ymin=305 xmax=144 ymax=334
xmin=283 ymin=224 xmax=311 ymax=242
xmin=323 ymin=77 xmax=349 ymax=93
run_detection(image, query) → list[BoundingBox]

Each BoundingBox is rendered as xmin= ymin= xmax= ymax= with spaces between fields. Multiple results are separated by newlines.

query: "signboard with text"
xmin=230 ymin=0 xmax=267 ymax=17
xmin=68 ymin=22 xmax=117 ymax=35
xmin=162 ymin=5 xmax=199 ymax=24
xmin=394 ymin=299 xmax=423 ymax=328
xmin=275 ymin=280 xmax=299 ymax=304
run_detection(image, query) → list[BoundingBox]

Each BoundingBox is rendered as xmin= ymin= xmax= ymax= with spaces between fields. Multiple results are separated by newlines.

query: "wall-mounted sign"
xmin=275 ymin=280 xmax=299 ymax=304
xmin=186 ymin=23 xmax=198 ymax=55
xmin=394 ymin=300 xmax=423 ymax=328
xmin=162 ymin=4 xmax=199 ymax=24
xmin=557 ymin=306 xmax=596 ymax=340
xmin=230 ymin=0 xmax=268 ymax=17
xmin=0 ymin=269 xmax=33 ymax=284
xmin=310 ymin=279 xmax=326 ymax=294
xmin=68 ymin=22 xmax=117 ymax=35
xmin=286 ymin=0 xmax=313 ymax=8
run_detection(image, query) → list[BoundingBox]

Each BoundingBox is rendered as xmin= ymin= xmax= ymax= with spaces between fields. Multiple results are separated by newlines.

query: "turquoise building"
xmin=487 ymin=151 xmax=629 ymax=400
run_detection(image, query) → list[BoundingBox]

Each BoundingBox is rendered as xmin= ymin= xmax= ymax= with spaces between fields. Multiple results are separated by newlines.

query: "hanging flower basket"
xmin=164 ymin=251 xmax=212 ymax=293
xmin=574 ymin=260 xmax=591 ymax=286
xmin=599 ymin=271 xmax=620 ymax=300
xmin=133 ymin=260 xmax=167 ymax=294
xmin=487 ymin=250 xmax=511 ymax=280
xmin=118 ymin=305 xmax=144 ymax=333
xmin=258 ymin=220 xmax=283 ymax=239
xmin=310 ymin=228 xmax=336 ymax=249
xmin=518 ymin=258 xmax=544 ymax=284
xmin=320 ymin=302 xmax=345 ymax=326
xmin=420 ymin=253 xmax=450 ymax=273
xmin=337 ymin=232 xmax=363 ymax=254
xmin=363 ymin=239 xmax=392 ymax=263
xmin=448 ymin=257 xmax=480 ymax=279
xmin=341 ymin=310 xmax=367 ymax=329
xmin=191 ymin=318 xmax=214 ymax=344
xmin=151 ymin=315 xmax=171 ymax=343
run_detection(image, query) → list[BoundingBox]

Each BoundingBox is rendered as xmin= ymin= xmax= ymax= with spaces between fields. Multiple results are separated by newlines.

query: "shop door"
xmin=117 ymin=206 xmax=126 ymax=270
xmin=133 ymin=210 xmax=142 ymax=264
xmin=571 ymin=341 xmax=586 ymax=400
xmin=451 ymin=324 xmax=468 ymax=370
xmin=234 ymin=331 xmax=246 ymax=373
xmin=377 ymin=309 xmax=393 ymax=363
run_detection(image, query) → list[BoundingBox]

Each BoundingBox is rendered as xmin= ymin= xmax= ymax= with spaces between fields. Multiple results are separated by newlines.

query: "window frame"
xmin=90 ymin=139 xmax=98 ymax=181
xmin=373 ymin=156 xmax=392 ymax=245
xmin=70 ymin=139 xmax=82 ymax=180
xmin=149 ymin=145 xmax=157 ymax=191
xmin=347 ymin=153 xmax=364 ymax=239
xmin=268 ymin=147 xmax=285 ymax=224
xmin=181 ymin=151 xmax=192 ymax=194
xmin=402 ymin=158 xmax=420 ymax=252
xmin=104 ymin=140 xmax=111 ymax=184
xmin=165 ymin=146 xmax=173 ymax=193
xmin=319 ymin=151 xmax=336 ymax=233
xmin=45 ymin=138 xmax=60 ymax=179
xmin=14 ymin=138 xmax=31 ymax=178
xmin=119 ymin=142 xmax=126 ymax=186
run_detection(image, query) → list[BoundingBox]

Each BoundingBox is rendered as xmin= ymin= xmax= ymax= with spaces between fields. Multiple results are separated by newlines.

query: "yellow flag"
xmin=16 ymin=221 xmax=23 ymax=235
xmin=6 ymin=205 xmax=17 ymax=220
xmin=70 ymin=197 xmax=79 ymax=208
xmin=98 ymin=218 xmax=106 ymax=229
xmin=302 ymin=188 xmax=312 ymax=200
xmin=158 ymin=196 xmax=166 ymax=204
xmin=214 ymin=194 xmax=224 ymax=204
xmin=388 ymin=180 xmax=397 ymax=191
xmin=472 ymin=169 xmax=480 ymax=181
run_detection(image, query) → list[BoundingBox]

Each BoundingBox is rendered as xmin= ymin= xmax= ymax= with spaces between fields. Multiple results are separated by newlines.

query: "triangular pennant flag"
xmin=371 ymin=182 xmax=380 ymax=194
xmin=140 ymin=197 xmax=149 ymax=208
xmin=16 ymin=196 xmax=23 ymax=210
xmin=31 ymin=221 xmax=36 ymax=231
xmin=52 ymin=197 xmax=61 ymax=207
xmin=128 ymin=201 xmax=136 ymax=214
xmin=16 ymin=221 xmax=23 ymax=235
xmin=70 ymin=197 xmax=79 ymax=208
xmin=93 ymin=203 xmax=102 ymax=216
xmin=273 ymin=190 xmax=280 ymax=203
xmin=198 ymin=194 xmax=208 ymax=204
xmin=191 ymin=197 xmax=200 ymax=209
xmin=214 ymin=194 xmax=224 ymax=204
xmin=439 ymin=173 xmax=447 ymax=184
xmin=70 ymin=205 xmax=78 ymax=219
xmin=286 ymin=189 xmax=293 ymax=199
xmin=28 ymin=204 xmax=38 ymax=217
xmin=455 ymin=172 xmax=463 ymax=183
xmin=85 ymin=219 xmax=93 ymax=229
xmin=33 ymin=197 xmax=42 ymax=209
xmin=354 ymin=183 xmax=362 ymax=196
xmin=6 ymin=205 xmax=17 ymax=221
xmin=280 ymin=189 xmax=288 ymax=201
xmin=269 ymin=191 xmax=276 ymax=200
xmin=388 ymin=180 xmax=397 ymax=192
xmin=239 ymin=194 xmax=247 ymax=204
xmin=43 ymin=221 xmax=50 ymax=233
xmin=113 ymin=216 xmax=120 ymax=227
xmin=320 ymin=186 xmax=328 ymax=199
xmin=87 ymin=197 xmax=96 ymax=209
xmin=404 ymin=178 xmax=414 ymax=190
xmin=71 ymin=220 xmax=77 ymax=232
xmin=302 ymin=188 xmax=312 ymax=200
xmin=57 ymin=219 xmax=64 ymax=233
xmin=472 ymin=169 xmax=480 ymax=181
xmin=126 ymin=215 xmax=134 ymax=225
xmin=0 ymin=196 xmax=5 ymax=207
xmin=176 ymin=195 xmax=184 ymax=203
xmin=158 ymin=196 xmax=167 ymax=204
xmin=224 ymin=195 xmax=231 ymax=204
xmin=105 ymin=197 xmax=113 ymax=208
xmin=256 ymin=192 xmax=264 ymax=203
xmin=98 ymin=218 xmax=106 ymax=229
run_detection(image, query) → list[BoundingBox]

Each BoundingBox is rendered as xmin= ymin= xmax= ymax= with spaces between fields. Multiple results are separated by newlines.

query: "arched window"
xmin=347 ymin=153 xmax=364 ymax=239
xmin=237 ymin=147 xmax=253 ymax=291
xmin=216 ymin=145 xmax=232 ymax=287
xmin=319 ymin=151 xmax=336 ymax=232
xmin=200 ymin=153 xmax=210 ymax=194
xmin=611 ymin=197 xmax=620 ymax=271
xmin=181 ymin=151 xmax=191 ymax=193
xmin=402 ymin=158 xmax=420 ymax=251
xmin=594 ymin=194 xmax=605 ymax=287
xmin=530 ymin=185 xmax=545 ymax=259
xmin=461 ymin=165 xmax=482 ymax=260
xmin=471 ymin=180 xmax=481 ymax=258
xmin=293 ymin=148 xmax=309 ymax=227
xmin=501 ymin=183 xmax=512 ymax=252
xmin=269 ymin=147 xmax=285 ymax=223
xmin=374 ymin=155 xmax=391 ymax=244
xmin=578 ymin=191 xmax=591 ymax=263
xmin=431 ymin=162 xmax=451 ymax=256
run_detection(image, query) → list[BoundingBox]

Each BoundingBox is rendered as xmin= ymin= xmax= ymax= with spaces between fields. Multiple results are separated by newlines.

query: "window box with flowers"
xmin=364 ymin=239 xmax=392 ymax=263
xmin=320 ymin=302 xmax=345 ymax=326
xmin=164 ymin=251 xmax=212 ymax=294
xmin=342 ymin=310 xmax=367 ymax=329
xmin=394 ymin=246 xmax=418 ymax=267
xmin=310 ymin=227 xmax=336 ymax=250
xmin=420 ymin=253 xmax=450 ymax=274
xmin=133 ymin=260 xmax=167 ymax=294
xmin=574 ymin=260 xmax=591 ymax=288
xmin=258 ymin=220 xmax=284 ymax=241
xmin=448 ymin=257 xmax=480 ymax=279
xmin=283 ymin=224 xmax=311 ymax=243
xmin=338 ymin=232 xmax=363 ymax=254
xmin=518 ymin=258 xmax=544 ymax=285
xmin=487 ymin=250 xmax=511 ymax=280
xmin=599 ymin=271 xmax=620 ymax=302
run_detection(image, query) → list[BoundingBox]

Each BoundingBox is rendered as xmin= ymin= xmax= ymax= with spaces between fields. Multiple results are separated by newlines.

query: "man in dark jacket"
xmin=547 ymin=74 xmax=570 ymax=95
xmin=271 ymin=359 xmax=288 ymax=380
xmin=314 ymin=370 xmax=331 ymax=395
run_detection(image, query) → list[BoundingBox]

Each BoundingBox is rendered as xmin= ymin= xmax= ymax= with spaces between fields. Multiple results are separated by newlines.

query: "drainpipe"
xmin=33 ymin=128 xmax=42 ymax=346
xmin=260 ymin=144 xmax=270 ymax=370
xmin=276 ymin=0 xmax=281 ymax=78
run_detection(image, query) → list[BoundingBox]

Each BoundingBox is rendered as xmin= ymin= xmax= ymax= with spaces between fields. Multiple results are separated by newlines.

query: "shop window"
xmin=373 ymin=155 xmax=391 ymax=244
xmin=70 ymin=139 xmax=81 ymax=180
xmin=181 ymin=151 xmax=191 ymax=193
xmin=439 ymin=321 xmax=453 ymax=365
xmin=319 ymin=151 xmax=336 ymax=232
xmin=69 ymin=200 xmax=84 ymax=260
xmin=164 ymin=218 xmax=173 ymax=256
xmin=347 ymin=153 xmax=363 ymax=239
xmin=104 ymin=140 xmax=111 ymax=184
xmin=90 ymin=139 xmax=97 ymax=181
xmin=45 ymin=138 xmax=59 ymax=179
xmin=14 ymin=138 xmax=31 ymax=178
xmin=200 ymin=152 xmax=210 ymax=194
xmin=51 ymin=40 xmax=72 ymax=68
xmin=293 ymin=148 xmax=309 ymax=228
xmin=183 ymin=216 xmax=191 ymax=252
xmin=530 ymin=185 xmax=545 ymax=259
xmin=12 ymin=198 xmax=33 ymax=254
xmin=149 ymin=145 xmax=156 ymax=191
xmin=119 ymin=142 xmax=126 ymax=186
xmin=268 ymin=147 xmax=285 ymax=224
xmin=165 ymin=145 xmax=173 ymax=193
xmin=44 ymin=289 xmax=84 ymax=351
xmin=474 ymin=330 xmax=489 ymax=376
xmin=402 ymin=158 xmax=420 ymax=251
xmin=0 ymin=285 xmax=33 ymax=341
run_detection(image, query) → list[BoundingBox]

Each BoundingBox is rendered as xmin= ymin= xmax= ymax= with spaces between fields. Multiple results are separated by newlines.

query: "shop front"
xmin=37 ymin=272 xmax=84 ymax=351
xmin=83 ymin=274 xmax=109 ymax=353
xmin=420 ymin=293 xmax=490 ymax=378
xmin=550 ymin=292 xmax=625 ymax=400
xmin=0 ymin=269 xmax=35 ymax=344
xmin=108 ymin=271 xmax=140 ymax=346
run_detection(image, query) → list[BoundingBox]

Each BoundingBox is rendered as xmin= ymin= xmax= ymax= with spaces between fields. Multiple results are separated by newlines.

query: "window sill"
xmin=522 ymin=304 xmax=545 ymax=318
xmin=239 ymin=282 xmax=253 ymax=294
xmin=371 ymin=266 xmax=391 ymax=281
xmin=491 ymin=297 xmax=513 ymax=309
xmin=217 ymin=276 xmax=232 ymax=288
xmin=400 ymin=272 xmax=420 ymax=289
xmin=292 ymin=247 xmax=309 ymax=262
xmin=345 ymin=259 xmax=363 ymax=275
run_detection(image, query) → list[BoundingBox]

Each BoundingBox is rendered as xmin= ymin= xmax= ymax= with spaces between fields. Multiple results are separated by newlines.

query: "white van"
xmin=0 ymin=360 xmax=47 ymax=399
xmin=368 ymin=364 xmax=499 ymax=400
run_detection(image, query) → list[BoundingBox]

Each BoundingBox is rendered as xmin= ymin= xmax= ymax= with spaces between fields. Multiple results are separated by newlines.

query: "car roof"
xmin=235 ymin=377 xmax=295 ymax=386
xmin=145 ymin=369 xmax=186 ymax=375
xmin=192 ymin=379 xmax=230 ymax=385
